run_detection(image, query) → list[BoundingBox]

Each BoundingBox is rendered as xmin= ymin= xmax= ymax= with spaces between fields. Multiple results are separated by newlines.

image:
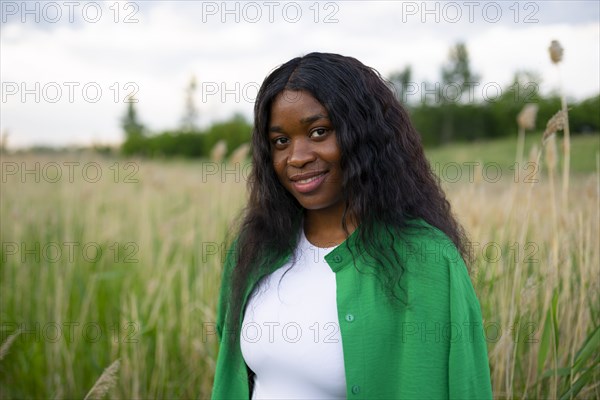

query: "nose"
xmin=287 ymin=138 xmax=316 ymax=167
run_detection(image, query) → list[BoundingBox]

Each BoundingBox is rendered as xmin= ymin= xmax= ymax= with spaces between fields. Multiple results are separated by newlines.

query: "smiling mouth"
xmin=297 ymin=173 xmax=326 ymax=184
xmin=290 ymin=171 xmax=329 ymax=193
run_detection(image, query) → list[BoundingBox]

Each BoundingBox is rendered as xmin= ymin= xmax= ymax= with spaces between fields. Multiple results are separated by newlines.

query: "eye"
xmin=310 ymin=128 xmax=328 ymax=138
xmin=272 ymin=136 xmax=289 ymax=147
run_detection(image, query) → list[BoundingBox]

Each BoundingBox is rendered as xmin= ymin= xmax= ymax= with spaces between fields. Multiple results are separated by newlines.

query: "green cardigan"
xmin=211 ymin=220 xmax=493 ymax=399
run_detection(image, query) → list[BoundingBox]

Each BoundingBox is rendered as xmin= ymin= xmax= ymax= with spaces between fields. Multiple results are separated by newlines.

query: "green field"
xmin=1 ymin=133 xmax=599 ymax=399
xmin=426 ymin=132 xmax=599 ymax=178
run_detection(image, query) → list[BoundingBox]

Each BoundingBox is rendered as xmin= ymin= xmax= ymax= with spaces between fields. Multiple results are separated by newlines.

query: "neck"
xmin=303 ymin=203 xmax=358 ymax=248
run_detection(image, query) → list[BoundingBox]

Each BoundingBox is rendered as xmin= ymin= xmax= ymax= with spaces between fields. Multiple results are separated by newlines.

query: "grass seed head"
xmin=84 ymin=359 xmax=121 ymax=400
xmin=517 ymin=104 xmax=539 ymax=131
xmin=0 ymin=329 xmax=21 ymax=361
xmin=210 ymin=140 xmax=228 ymax=162
xmin=230 ymin=142 xmax=250 ymax=165
xmin=542 ymin=110 xmax=567 ymax=144
xmin=549 ymin=40 xmax=564 ymax=64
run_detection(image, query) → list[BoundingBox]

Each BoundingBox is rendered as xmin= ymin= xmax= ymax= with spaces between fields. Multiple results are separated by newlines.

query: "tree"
xmin=121 ymin=97 xmax=145 ymax=139
xmin=389 ymin=66 xmax=413 ymax=106
xmin=441 ymin=42 xmax=479 ymax=103
xmin=181 ymin=75 xmax=199 ymax=132
xmin=439 ymin=42 xmax=480 ymax=143
xmin=121 ymin=96 xmax=148 ymax=155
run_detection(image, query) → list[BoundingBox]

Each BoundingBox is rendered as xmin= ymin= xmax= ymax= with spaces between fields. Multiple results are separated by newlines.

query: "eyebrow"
xmin=269 ymin=114 xmax=329 ymax=133
xmin=300 ymin=114 xmax=329 ymax=124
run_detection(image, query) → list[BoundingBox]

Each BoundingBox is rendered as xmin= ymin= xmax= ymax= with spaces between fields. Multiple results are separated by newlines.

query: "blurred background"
xmin=1 ymin=1 xmax=599 ymax=399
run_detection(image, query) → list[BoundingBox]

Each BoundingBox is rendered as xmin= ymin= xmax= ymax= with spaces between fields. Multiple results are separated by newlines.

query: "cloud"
xmin=1 ymin=1 xmax=598 ymax=148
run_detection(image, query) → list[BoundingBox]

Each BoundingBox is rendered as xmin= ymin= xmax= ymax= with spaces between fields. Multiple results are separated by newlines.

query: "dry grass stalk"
xmin=519 ymin=277 xmax=537 ymax=315
xmin=545 ymin=134 xmax=558 ymax=172
xmin=83 ymin=359 xmax=121 ymax=400
xmin=528 ymin=144 xmax=539 ymax=165
xmin=0 ymin=328 xmax=21 ymax=361
xmin=210 ymin=140 xmax=227 ymax=162
xmin=507 ymin=106 xmax=565 ymax=394
xmin=545 ymin=135 xmax=559 ymax=265
xmin=548 ymin=39 xmax=571 ymax=205
xmin=561 ymin=104 xmax=571 ymax=206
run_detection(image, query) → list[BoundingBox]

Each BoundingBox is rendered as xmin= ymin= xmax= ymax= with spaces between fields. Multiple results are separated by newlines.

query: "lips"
xmin=289 ymin=171 xmax=329 ymax=193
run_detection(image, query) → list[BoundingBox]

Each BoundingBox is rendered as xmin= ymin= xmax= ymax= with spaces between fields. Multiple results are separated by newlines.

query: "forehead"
xmin=270 ymin=90 xmax=328 ymax=120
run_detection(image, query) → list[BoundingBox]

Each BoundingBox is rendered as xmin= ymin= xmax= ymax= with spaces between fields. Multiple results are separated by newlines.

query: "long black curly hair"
xmin=223 ymin=52 xmax=468 ymax=349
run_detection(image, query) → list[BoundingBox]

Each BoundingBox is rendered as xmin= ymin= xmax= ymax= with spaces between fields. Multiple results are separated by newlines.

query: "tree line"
xmin=121 ymin=43 xmax=599 ymax=157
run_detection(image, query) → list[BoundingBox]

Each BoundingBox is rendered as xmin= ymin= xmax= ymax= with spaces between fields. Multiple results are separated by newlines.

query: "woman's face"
xmin=268 ymin=90 xmax=344 ymax=213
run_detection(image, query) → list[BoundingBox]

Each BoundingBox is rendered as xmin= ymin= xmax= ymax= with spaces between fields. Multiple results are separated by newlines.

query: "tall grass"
xmin=1 ymin=154 xmax=247 ymax=398
xmin=1 ymin=134 xmax=599 ymax=398
xmin=447 ymin=138 xmax=600 ymax=399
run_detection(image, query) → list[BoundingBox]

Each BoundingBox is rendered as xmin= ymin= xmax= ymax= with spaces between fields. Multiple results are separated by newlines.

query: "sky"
xmin=1 ymin=0 xmax=599 ymax=148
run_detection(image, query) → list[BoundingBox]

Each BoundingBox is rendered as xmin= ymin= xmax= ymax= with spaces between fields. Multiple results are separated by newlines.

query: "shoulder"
xmin=388 ymin=218 xmax=464 ymax=272
xmin=390 ymin=218 xmax=474 ymax=311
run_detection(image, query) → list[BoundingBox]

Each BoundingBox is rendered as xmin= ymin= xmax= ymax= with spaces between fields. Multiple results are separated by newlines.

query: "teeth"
xmin=298 ymin=173 xmax=324 ymax=184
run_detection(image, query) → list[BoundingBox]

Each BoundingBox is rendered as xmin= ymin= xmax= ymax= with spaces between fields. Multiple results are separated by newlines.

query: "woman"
xmin=211 ymin=52 xmax=492 ymax=399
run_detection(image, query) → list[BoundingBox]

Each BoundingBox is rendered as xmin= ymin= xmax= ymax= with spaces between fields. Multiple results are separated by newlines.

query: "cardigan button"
xmin=351 ymin=385 xmax=361 ymax=394
xmin=345 ymin=313 xmax=355 ymax=322
xmin=333 ymin=255 xmax=342 ymax=262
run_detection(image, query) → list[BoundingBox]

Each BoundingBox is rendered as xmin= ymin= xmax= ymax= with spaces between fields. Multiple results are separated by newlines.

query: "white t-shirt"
xmin=240 ymin=227 xmax=347 ymax=399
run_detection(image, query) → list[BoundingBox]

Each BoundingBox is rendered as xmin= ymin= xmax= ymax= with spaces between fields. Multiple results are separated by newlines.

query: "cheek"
xmin=271 ymin=158 xmax=287 ymax=183
xmin=272 ymin=148 xmax=291 ymax=173
xmin=272 ymin=151 xmax=284 ymax=166
xmin=322 ymin=137 xmax=342 ymax=163
xmin=325 ymin=151 xmax=343 ymax=171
